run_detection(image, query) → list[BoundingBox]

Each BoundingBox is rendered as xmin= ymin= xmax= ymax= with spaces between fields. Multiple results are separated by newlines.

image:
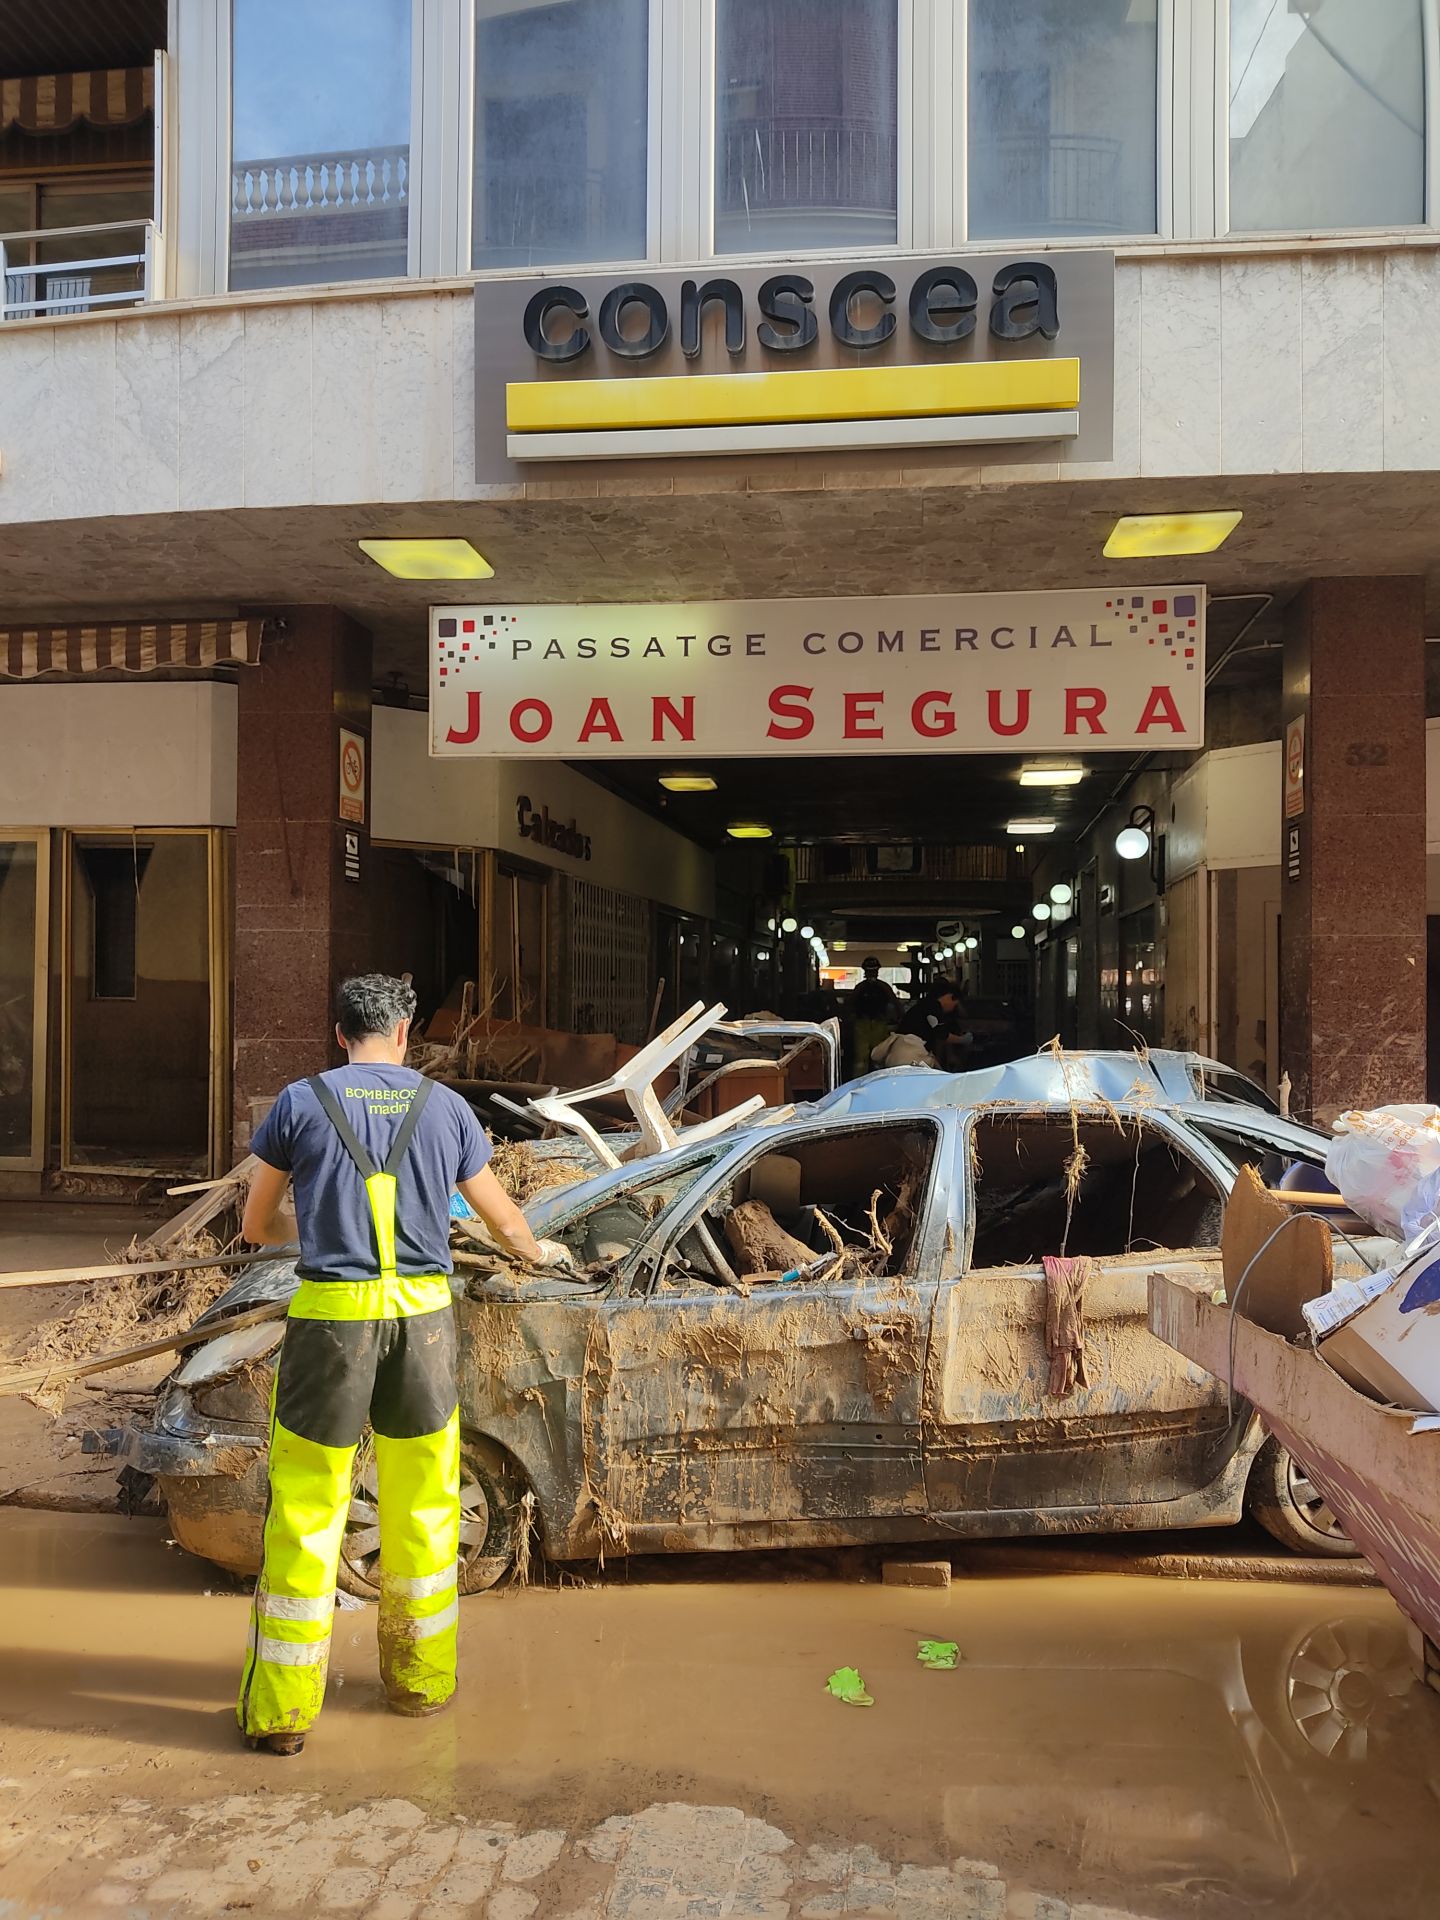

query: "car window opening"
xmin=665 ymin=1124 xmax=938 ymax=1292
xmin=968 ymin=1115 xmax=1226 ymax=1267
xmin=552 ymin=1148 xmax=728 ymax=1267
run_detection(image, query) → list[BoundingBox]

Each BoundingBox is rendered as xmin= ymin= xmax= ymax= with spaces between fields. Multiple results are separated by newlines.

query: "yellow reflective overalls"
xmin=238 ymin=1075 xmax=460 ymax=1740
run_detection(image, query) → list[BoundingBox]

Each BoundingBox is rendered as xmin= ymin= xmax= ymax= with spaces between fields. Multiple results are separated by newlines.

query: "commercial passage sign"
xmin=430 ymin=588 xmax=1205 ymax=758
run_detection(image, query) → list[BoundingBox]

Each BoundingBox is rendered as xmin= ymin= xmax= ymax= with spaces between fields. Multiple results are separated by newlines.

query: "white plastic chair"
xmin=493 ymin=1001 xmax=769 ymax=1170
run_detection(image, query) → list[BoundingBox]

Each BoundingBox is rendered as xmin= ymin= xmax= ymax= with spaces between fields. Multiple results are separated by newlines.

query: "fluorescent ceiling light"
xmin=358 ymin=537 xmax=494 ymax=580
xmin=659 ymin=773 xmax=717 ymax=792
xmin=1006 ymin=819 xmax=1057 ymax=836
xmin=1103 ymin=511 xmax=1241 ymax=559
xmin=726 ymin=823 xmax=772 ymax=839
xmin=1020 ymin=765 xmax=1084 ymax=788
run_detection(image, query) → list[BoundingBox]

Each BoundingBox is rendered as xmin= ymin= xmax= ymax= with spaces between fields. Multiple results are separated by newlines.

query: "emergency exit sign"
xmin=430 ymin=587 xmax=1205 ymax=758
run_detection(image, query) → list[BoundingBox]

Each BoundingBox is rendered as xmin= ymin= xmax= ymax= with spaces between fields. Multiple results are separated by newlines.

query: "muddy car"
xmin=94 ymin=1052 xmax=1384 ymax=1593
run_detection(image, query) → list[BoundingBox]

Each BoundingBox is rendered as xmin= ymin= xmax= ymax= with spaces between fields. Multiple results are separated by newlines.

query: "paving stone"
xmin=317 ymin=1866 xmax=382 ymax=1908
xmin=502 ymin=1829 xmax=565 ymax=1881
xmin=487 ymin=1889 xmax=539 ymax=1920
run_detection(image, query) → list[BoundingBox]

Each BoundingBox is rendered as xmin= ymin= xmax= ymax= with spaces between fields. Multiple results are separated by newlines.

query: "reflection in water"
xmin=2 ymin=1513 xmax=1440 ymax=1917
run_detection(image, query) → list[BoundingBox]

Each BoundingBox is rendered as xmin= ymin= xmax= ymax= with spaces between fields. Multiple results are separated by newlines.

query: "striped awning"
xmin=0 ymin=67 xmax=154 ymax=136
xmin=0 ymin=618 xmax=264 ymax=680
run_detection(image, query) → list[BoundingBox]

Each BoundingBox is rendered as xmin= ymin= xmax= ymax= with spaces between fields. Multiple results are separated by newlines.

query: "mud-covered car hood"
xmin=193 ymin=1257 xmax=300 ymax=1327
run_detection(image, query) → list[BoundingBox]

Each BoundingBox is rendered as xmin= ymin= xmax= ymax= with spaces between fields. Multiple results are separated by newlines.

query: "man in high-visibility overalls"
xmin=237 ymin=973 xmax=563 ymax=1755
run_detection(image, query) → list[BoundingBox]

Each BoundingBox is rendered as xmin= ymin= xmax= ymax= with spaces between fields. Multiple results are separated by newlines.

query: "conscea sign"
xmin=474 ymin=252 xmax=1114 ymax=483
xmin=522 ymin=261 xmax=1061 ymax=363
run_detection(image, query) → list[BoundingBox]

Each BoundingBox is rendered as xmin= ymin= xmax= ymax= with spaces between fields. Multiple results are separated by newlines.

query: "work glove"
xmin=534 ymin=1238 xmax=577 ymax=1271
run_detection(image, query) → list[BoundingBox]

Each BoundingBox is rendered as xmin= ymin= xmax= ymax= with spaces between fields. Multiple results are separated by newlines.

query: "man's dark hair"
xmin=336 ymin=974 xmax=418 ymax=1042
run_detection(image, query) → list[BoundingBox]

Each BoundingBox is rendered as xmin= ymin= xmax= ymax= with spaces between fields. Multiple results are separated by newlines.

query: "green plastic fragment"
xmin=917 ymin=1639 xmax=960 ymax=1670
xmin=825 ymin=1665 xmax=874 ymax=1706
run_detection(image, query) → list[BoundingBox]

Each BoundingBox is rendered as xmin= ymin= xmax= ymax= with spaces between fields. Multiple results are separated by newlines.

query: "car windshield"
xmin=1188 ymin=1064 xmax=1280 ymax=1115
xmin=548 ymin=1144 xmax=731 ymax=1267
xmin=1193 ymin=1121 xmax=1325 ymax=1188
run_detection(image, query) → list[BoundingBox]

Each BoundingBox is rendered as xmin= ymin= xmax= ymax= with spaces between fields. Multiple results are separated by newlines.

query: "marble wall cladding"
xmin=1220 ymin=258 xmax=1303 ymax=475
xmin=242 ymin=303 xmax=312 ymax=508
xmin=178 ymin=308 xmax=245 ymax=511
xmin=0 ymin=327 xmax=57 ymax=523
xmin=1139 ymin=260 xmax=1222 ymax=478
xmin=1301 ymin=252 xmax=1384 ymax=473
xmin=1383 ymin=251 xmax=1440 ymax=473
xmin=6 ymin=249 xmax=1440 ymax=531
xmin=114 ymin=315 xmax=180 ymax=515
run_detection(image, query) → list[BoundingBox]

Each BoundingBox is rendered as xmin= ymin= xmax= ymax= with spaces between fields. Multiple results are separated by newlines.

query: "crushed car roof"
xmin=804 ymin=1049 xmax=1251 ymax=1120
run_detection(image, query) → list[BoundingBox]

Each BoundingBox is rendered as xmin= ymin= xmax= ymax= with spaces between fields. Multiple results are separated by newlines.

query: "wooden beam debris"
xmin=0 ymin=1246 xmax=296 ymax=1294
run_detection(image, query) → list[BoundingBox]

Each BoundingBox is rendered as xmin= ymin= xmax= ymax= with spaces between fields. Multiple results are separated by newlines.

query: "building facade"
xmin=1 ymin=0 xmax=1438 ymax=1187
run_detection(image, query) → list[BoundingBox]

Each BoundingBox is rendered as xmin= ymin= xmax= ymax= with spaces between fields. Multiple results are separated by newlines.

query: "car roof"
xmin=802 ymin=1048 xmax=1233 ymax=1120
xmin=527 ymin=1049 xmax=1311 ymax=1223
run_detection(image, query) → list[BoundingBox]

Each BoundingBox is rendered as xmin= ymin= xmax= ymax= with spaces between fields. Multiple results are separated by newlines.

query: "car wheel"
xmin=1246 ymin=1436 xmax=1359 ymax=1558
xmin=1278 ymin=1617 xmax=1413 ymax=1762
xmin=336 ymin=1432 xmax=532 ymax=1600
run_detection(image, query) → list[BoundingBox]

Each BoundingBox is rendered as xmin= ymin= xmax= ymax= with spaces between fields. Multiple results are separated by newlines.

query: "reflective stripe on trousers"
xmin=237 ymin=1272 xmax=460 ymax=1739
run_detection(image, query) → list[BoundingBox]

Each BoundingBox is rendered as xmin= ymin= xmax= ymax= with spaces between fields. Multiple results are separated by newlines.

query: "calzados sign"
xmin=430 ymin=590 xmax=1204 ymax=759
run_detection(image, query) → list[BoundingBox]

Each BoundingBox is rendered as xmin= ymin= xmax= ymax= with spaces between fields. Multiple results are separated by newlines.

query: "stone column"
xmin=1279 ymin=579 xmax=1426 ymax=1125
xmin=232 ymin=607 xmax=373 ymax=1155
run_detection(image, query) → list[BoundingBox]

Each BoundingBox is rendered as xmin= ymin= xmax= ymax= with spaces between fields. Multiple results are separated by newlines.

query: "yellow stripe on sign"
xmin=506 ymin=358 xmax=1080 ymax=434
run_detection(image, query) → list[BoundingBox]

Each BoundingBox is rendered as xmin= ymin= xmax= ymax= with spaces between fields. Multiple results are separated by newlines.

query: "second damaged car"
xmin=97 ymin=1053 xmax=1386 ymax=1589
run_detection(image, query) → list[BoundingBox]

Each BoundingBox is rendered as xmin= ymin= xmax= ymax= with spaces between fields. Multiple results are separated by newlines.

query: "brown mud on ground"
xmin=3 ymin=1511 xmax=1440 ymax=1919
xmin=0 ymin=1203 xmax=162 ymax=1509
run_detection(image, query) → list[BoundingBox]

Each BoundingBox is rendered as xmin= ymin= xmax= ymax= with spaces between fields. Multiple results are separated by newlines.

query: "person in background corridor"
xmin=849 ymin=956 xmax=899 ymax=1077
xmin=237 ymin=972 xmax=567 ymax=1755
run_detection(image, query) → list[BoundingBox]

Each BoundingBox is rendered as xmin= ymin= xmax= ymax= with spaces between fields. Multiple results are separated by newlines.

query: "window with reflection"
xmin=472 ymin=0 xmax=649 ymax=269
xmin=230 ymin=0 xmax=412 ymax=290
xmin=716 ymin=0 xmax=898 ymax=254
xmin=968 ymin=0 xmax=1158 ymax=240
xmin=1229 ymin=0 xmax=1424 ymax=232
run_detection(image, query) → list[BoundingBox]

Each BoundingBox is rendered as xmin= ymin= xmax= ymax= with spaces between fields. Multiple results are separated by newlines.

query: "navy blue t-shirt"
xmin=252 ymin=1065 xmax=492 ymax=1280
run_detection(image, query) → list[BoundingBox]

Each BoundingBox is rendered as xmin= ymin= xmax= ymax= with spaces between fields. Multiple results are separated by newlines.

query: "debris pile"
xmin=22 ymin=1233 xmax=234 ymax=1368
xmin=489 ymin=1140 xmax=588 ymax=1204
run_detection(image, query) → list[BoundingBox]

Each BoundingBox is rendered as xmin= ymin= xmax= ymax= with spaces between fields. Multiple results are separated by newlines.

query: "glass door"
xmin=0 ymin=833 xmax=49 ymax=1170
xmin=61 ymin=829 xmax=225 ymax=1178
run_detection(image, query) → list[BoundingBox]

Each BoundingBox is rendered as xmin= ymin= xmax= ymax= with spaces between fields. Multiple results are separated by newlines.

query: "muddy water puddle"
xmin=2 ymin=1511 xmax=1439 ymax=1918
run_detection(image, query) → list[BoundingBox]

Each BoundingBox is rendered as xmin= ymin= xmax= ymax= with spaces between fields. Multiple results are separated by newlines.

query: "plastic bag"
xmin=1401 ymin=1166 xmax=1440 ymax=1246
xmin=1325 ymin=1105 xmax=1440 ymax=1237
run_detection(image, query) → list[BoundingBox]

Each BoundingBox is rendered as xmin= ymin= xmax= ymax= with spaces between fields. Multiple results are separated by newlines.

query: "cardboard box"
xmin=1319 ymin=1268 xmax=1440 ymax=1414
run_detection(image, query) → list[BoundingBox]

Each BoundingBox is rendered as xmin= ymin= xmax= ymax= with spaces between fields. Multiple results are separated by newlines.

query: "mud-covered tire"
xmin=337 ymin=1431 xmax=531 ymax=1600
xmin=1246 ymin=1436 xmax=1359 ymax=1558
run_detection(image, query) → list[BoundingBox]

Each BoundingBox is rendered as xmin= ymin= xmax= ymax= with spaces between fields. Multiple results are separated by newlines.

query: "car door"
xmin=922 ymin=1104 xmax=1238 ymax=1520
xmin=583 ymin=1112 xmax=957 ymax=1540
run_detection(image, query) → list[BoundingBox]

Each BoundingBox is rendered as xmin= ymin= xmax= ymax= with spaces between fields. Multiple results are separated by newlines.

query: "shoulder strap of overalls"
xmin=307 ymin=1075 xmax=380 ymax=1179
xmin=306 ymin=1074 xmax=437 ymax=1281
xmin=382 ymin=1074 xmax=435 ymax=1173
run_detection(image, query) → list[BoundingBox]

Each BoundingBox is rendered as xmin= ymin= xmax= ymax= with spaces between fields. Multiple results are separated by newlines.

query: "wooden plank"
xmin=0 ymin=1246 xmax=295 ymax=1293
xmin=141 ymin=1155 xmax=258 ymax=1253
xmin=0 ymin=1301 xmax=288 ymax=1398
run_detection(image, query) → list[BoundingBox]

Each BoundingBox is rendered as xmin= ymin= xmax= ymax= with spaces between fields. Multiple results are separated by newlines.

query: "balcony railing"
xmin=969 ymin=134 xmax=1124 ymax=234
xmin=719 ymin=117 xmax=898 ymax=217
xmin=231 ymin=145 xmax=409 ymax=220
xmin=0 ymin=218 xmax=161 ymax=320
